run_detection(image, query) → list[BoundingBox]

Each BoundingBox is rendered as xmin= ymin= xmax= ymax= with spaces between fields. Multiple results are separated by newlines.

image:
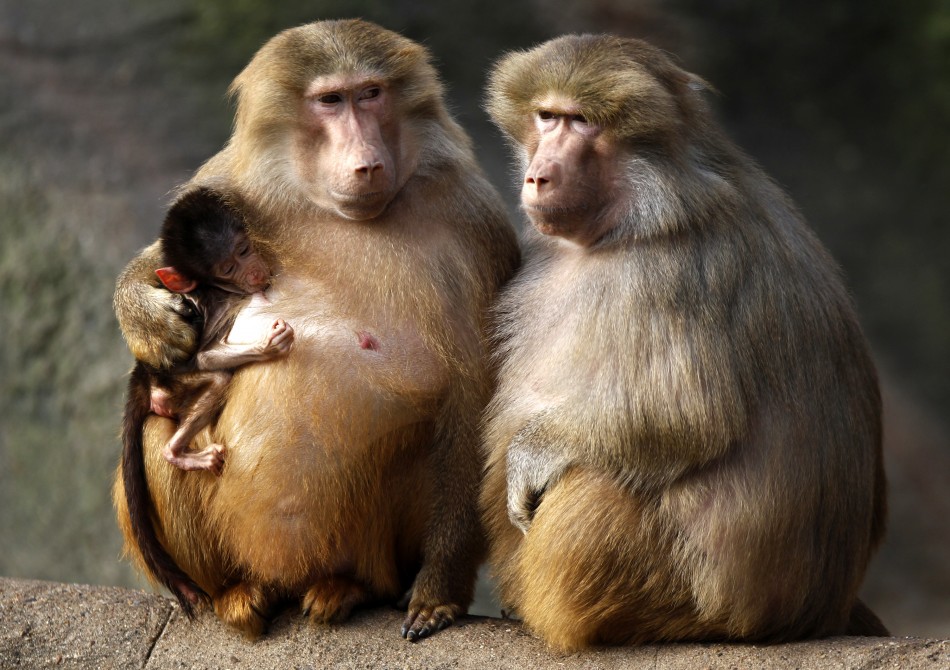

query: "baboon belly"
xmin=168 ymin=276 xmax=444 ymax=585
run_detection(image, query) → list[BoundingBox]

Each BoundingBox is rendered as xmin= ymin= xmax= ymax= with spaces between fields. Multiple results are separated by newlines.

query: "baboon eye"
xmin=360 ymin=86 xmax=381 ymax=100
xmin=238 ymin=244 xmax=250 ymax=257
xmin=317 ymin=92 xmax=343 ymax=104
xmin=538 ymin=110 xmax=555 ymax=121
xmin=571 ymin=114 xmax=601 ymax=136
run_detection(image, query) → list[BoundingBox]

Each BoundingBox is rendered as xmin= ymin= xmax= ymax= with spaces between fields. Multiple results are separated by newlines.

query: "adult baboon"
xmin=481 ymin=34 xmax=886 ymax=650
xmin=113 ymin=19 xmax=519 ymax=640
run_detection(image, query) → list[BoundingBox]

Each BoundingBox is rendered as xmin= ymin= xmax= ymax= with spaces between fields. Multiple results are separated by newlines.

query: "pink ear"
xmin=155 ymin=267 xmax=198 ymax=293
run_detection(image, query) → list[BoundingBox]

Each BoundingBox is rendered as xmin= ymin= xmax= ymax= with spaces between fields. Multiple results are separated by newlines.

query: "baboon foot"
xmin=164 ymin=443 xmax=226 ymax=475
xmin=213 ymin=582 xmax=270 ymax=638
xmin=302 ymin=575 xmax=368 ymax=624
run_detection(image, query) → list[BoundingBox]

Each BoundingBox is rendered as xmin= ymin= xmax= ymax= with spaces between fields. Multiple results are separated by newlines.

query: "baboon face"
xmin=487 ymin=34 xmax=714 ymax=246
xmin=230 ymin=20 xmax=443 ymax=223
xmin=209 ymin=231 xmax=270 ymax=294
xmin=521 ymin=95 xmax=624 ymax=246
xmin=294 ymin=73 xmax=416 ymax=221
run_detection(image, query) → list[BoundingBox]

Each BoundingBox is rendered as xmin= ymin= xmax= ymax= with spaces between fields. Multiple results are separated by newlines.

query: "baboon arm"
xmin=402 ymin=386 xmax=485 ymax=640
xmin=506 ymin=413 xmax=576 ymax=534
xmin=401 ymin=188 xmax=520 ymax=640
xmin=196 ymin=341 xmax=276 ymax=370
xmin=114 ymin=241 xmax=198 ymax=370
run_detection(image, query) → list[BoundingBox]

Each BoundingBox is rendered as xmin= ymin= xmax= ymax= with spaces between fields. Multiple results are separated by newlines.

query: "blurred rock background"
xmin=0 ymin=0 xmax=947 ymax=638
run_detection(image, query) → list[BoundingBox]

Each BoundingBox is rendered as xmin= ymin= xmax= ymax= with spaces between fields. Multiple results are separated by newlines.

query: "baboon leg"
xmin=213 ymin=581 xmax=271 ymax=638
xmin=302 ymin=575 xmax=370 ymax=624
xmin=513 ymin=468 xmax=714 ymax=650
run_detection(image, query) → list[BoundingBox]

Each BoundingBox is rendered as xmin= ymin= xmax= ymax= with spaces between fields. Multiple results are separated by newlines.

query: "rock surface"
xmin=1 ymin=578 xmax=946 ymax=670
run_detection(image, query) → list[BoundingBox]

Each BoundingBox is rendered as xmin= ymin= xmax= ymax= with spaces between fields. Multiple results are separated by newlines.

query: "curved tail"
xmin=122 ymin=364 xmax=209 ymax=617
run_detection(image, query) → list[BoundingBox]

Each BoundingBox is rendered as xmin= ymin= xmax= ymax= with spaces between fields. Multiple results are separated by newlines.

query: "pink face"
xmin=521 ymin=97 xmax=622 ymax=246
xmin=295 ymin=74 xmax=415 ymax=221
xmin=212 ymin=232 xmax=270 ymax=294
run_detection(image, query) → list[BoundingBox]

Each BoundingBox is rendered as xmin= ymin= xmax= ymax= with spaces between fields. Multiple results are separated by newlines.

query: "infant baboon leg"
xmin=149 ymin=386 xmax=174 ymax=418
xmin=162 ymin=371 xmax=230 ymax=473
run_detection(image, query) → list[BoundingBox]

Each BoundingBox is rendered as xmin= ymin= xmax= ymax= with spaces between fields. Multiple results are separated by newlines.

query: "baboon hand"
xmin=251 ymin=319 xmax=294 ymax=360
xmin=166 ymin=290 xmax=197 ymax=320
xmin=258 ymin=318 xmax=294 ymax=357
xmin=506 ymin=433 xmax=571 ymax=534
xmin=123 ymin=285 xmax=199 ymax=368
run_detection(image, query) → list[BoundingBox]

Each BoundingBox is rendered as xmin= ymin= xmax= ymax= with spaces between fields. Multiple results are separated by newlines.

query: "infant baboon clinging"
xmin=121 ymin=187 xmax=293 ymax=613
xmin=151 ymin=186 xmax=293 ymax=473
xmin=481 ymin=34 xmax=887 ymax=650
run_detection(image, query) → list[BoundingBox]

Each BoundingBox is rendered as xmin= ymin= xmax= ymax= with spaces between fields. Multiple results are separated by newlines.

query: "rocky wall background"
xmin=1 ymin=0 xmax=947 ymax=637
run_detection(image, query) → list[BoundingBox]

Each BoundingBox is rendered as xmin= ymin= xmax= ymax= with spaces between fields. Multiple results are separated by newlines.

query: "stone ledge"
xmin=0 ymin=577 xmax=946 ymax=669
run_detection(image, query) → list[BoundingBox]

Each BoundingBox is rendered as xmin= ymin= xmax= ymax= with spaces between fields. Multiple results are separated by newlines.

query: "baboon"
xmin=121 ymin=187 xmax=293 ymax=614
xmin=150 ymin=186 xmax=293 ymax=474
xmin=480 ymin=34 xmax=887 ymax=651
xmin=112 ymin=20 xmax=519 ymax=639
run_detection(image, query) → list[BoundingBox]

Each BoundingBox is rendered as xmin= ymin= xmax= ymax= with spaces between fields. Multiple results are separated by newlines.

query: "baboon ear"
xmin=155 ymin=267 xmax=198 ymax=293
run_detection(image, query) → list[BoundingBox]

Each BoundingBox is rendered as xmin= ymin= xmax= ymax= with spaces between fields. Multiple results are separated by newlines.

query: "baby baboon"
xmin=122 ymin=187 xmax=293 ymax=614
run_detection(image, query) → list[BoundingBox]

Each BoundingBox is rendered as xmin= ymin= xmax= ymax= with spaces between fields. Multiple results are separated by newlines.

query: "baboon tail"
xmin=122 ymin=364 xmax=209 ymax=618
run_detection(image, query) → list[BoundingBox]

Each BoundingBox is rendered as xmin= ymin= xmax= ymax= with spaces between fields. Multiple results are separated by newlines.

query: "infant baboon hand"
xmin=259 ymin=318 xmax=295 ymax=356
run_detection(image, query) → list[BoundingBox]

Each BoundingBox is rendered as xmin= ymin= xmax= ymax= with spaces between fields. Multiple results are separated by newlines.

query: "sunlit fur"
xmin=217 ymin=19 xmax=475 ymax=232
xmin=480 ymin=34 xmax=886 ymax=651
xmin=114 ymin=245 xmax=198 ymax=370
xmin=113 ymin=19 xmax=519 ymax=637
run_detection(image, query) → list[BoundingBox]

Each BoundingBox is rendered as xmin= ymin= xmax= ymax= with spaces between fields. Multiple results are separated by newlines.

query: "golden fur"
xmin=480 ymin=34 xmax=886 ymax=651
xmin=113 ymin=19 xmax=519 ymax=637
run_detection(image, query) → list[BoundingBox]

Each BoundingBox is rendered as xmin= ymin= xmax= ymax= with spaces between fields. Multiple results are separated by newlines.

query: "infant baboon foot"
xmin=164 ymin=443 xmax=226 ymax=475
xmin=202 ymin=443 xmax=226 ymax=476
xmin=302 ymin=575 xmax=368 ymax=624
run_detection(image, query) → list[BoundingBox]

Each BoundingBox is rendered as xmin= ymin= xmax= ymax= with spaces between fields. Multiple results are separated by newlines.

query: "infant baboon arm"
xmin=194 ymin=318 xmax=293 ymax=371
